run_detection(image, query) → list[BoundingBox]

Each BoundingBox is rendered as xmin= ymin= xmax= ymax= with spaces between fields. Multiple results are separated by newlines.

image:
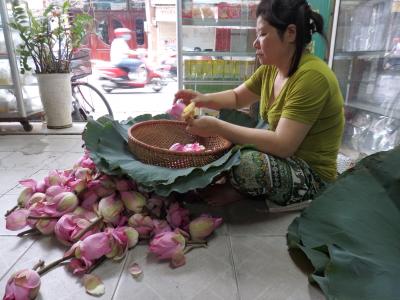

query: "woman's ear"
xmin=285 ymin=24 xmax=297 ymax=43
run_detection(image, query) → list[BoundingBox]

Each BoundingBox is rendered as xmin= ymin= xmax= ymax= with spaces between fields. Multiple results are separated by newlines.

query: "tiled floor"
xmin=0 ymin=134 xmax=325 ymax=300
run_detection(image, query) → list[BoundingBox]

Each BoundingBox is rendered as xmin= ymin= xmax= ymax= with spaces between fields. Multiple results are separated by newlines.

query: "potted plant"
xmin=9 ymin=0 xmax=92 ymax=128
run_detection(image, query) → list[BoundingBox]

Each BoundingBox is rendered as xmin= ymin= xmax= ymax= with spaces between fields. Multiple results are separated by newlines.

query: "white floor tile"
xmin=230 ymin=236 xmax=324 ymax=300
xmin=43 ymin=152 xmax=85 ymax=170
xmin=0 ymin=152 xmax=59 ymax=170
xmin=0 ymin=236 xmax=35 ymax=280
xmin=227 ymin=201 xmax=300 ymax=236
xmin=0 ymin=169 xmax=38 ymax=195
xmin=113 ymin=235 xmax=237 ymax=300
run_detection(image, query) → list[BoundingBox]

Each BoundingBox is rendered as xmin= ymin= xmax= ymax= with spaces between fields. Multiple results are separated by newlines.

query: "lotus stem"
xmin=27 ymin=216 xmax=59 ymax=220
xmin=17 ymin=228 xmax=41 ymax=237
xmin=33 ymin=260 xmax=45 ymax=271
xmin=187 ymin=240 xmax=208 ymax=246
xmin=5 ymin=205 xmax=19 ymax=217
xmin=37 ymin=254 xmax=74 ymax=276
xmin=184 ymin=244 xmax=207 ymax=254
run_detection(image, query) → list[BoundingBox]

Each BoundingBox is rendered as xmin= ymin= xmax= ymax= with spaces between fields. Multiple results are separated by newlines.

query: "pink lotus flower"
xmin=68 ymin=179 xmax=87 ymax=194
xmin=152 ymin=219 xmax=172 ymax=236
xmin=79 ymin=232 xmax=112 ymax=261
xmin=80 ymin=190 xmax=99 ymax=210
xmin=44 ymin=170 xmax=66 ymax=187
xmin=97 ymin=194 xmax=124 ymax=224
xmin=54 ymin=214 xmax=96 ymax=245
xmin=169 ymin=143 xmax=205 ymax=152
xmin=189 ymin=215 xmax=223 ymax=241
xmin=3 ymin=269 xmax=41 ymax=300
xmin=74 ymin=150 xmax=96 ymax=170
xmin=106 ymin=227 xmax=139 ymax=260
xmin=45 ymin=185 xmax=68 ymax=202
xmin=146 ymin=195 xmax=165 ymax=217
xmin=114 ymin=178 xmax=136 ymax=192
xmin=52 ymin=192 xmax=79 ymax=215
xmin=67 ymin=257 xmax=93 ymax=275
xmin=16 ymin=188 xmax=34 ymax=208
xmin=26 ymin=193 xmax=46 ymax=207
xmin=6 ymin=209 xmax=29 ymax=231
xmin=128 ymin=214 xmax=154 ymax=238
xmin=167 ymin=100 xmax=186 ymax=119
xmin=149 ymin=230 xmax=186 ymax=267
xmin=120 ymin=191 xmax=146 ymax=213
xmin=166 ymin=202 xmax=190 ymax=229
xmin=35 ymin=219 xmax=58 ymax=235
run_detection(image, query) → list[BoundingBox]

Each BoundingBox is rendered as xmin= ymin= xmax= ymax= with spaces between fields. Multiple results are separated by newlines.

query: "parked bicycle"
xmin=70 ymin=49 xmax=113 ymax=121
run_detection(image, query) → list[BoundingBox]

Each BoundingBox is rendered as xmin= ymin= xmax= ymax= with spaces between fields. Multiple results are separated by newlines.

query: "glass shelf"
xmin=332 ymin=0 xmax=400 ymax=156
xmin=182 ymin=50 xmax=254 ymax=57
xmin=182 ymin=18 xmax=255 ymax=28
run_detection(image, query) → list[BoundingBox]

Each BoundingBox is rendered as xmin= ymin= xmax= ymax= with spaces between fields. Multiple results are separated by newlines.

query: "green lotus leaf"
xmin=287 ymin=146 xmax=400 ymax=300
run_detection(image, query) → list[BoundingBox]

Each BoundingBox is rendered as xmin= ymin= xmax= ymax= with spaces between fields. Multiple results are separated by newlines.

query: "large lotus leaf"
xmin=82 ymin=113 xmax=256 ymax=196
xmin=287 ymin=147 xmax=400 ymax=300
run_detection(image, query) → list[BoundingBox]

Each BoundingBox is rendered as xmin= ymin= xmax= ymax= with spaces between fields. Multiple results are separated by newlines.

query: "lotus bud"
xmin=146 ymin=195 xmax=165 ymax=217
xmin=4 ymin=269 xmax=41 ymax=300
xmin=149 ymin=230 xmax=186 ymax=262
xmin=45 ymin=185 xmax=67 ymax=202
xmin=81 ymin=190 xmax=99 ymax=210
xmin=166 ymin=202 xmax=190 ymax=229
xmin=17 ymin=187 xmax=34 ymax=208
xmin=72 ymin=206 xmax=98 ymax=221
xmin=121 ymin=191 xmax=146 ymax=213
xmin=152 ymin=219 xmax=171 ymax=236
xmin=45 ymin=170 xmax=64 ymax=186
xmin=189 ymin=215 xmax=223 ymax=241
xmin=55 ymin=214 xmax=95 ymax=246
xmin=35 ymin=180 xmax=47 ymax=193
xmin=27 ymin=192 xmax=46 ymax=206
xmin=69 ymin=178 xmax=87 ymax=194
xmin=124 ymin=227 xmax=139 ymax=248
xmin=6 ymin=209 xmax=29 ymax=231
xmin=67 ymin=257 xmax=93 ymax=275
xmin=55 ymin=192 xmax=79 ymax=214
xmin=128 ymin=214 xmax=154 ymax=238
xmin=36 ymin=219 xmax=57 ymax=235
xmin=80 ymin=232 xmax=112 ymax=261
xmin=74 ymin=167 xmax=92 ymax=181
xmin=98 ymin=194 xmax=124 ymax=224
xmin=167 ymin=100 xmax=186 ymax=120
xmin=114 ymin=178 xmax=136 ymax=192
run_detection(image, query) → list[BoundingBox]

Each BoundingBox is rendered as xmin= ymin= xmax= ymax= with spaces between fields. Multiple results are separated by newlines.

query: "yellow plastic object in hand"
xmin=181 ymin=102 xmax=196 ymax=120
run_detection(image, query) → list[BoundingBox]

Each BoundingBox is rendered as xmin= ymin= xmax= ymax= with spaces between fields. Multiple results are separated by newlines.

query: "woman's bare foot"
xmin=201 ymin=182 xmax=246 ymax=207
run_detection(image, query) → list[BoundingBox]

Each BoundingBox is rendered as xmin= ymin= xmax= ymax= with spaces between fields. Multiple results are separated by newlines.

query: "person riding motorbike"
xmin=110 ymin=28 xmax=143 ymax=79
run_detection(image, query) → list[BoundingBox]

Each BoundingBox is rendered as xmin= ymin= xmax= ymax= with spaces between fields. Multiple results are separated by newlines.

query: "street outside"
xmin=84 ymin=73 xmax=178 ymax=121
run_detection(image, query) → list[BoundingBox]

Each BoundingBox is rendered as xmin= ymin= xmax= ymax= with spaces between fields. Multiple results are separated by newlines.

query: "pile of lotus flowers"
xmin=3 ymin=151 xmax=222 ymax=299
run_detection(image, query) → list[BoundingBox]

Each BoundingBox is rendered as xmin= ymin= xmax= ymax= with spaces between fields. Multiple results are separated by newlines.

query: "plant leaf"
xmin=83 ymin=274 xmax=105 ymax=296
xmin=287 ymin=146 xmax=400 ymax=300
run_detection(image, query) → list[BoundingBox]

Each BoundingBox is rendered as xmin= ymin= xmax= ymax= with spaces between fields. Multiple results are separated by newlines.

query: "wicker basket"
xmin=128 ymin=120 xmax=232 ymax=168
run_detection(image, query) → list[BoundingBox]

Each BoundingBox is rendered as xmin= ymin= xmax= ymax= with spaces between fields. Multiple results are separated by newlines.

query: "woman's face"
xmin=253 ymin=17 xmax=293 ymax=66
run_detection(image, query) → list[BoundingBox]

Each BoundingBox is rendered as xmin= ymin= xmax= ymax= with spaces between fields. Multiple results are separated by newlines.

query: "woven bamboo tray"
xmin=127 ymin=120 xmax=232 ymax=168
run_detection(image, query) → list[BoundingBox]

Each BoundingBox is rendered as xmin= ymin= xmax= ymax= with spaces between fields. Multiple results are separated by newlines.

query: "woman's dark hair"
xmin=256 ymin=0 xmax=326 ymax=76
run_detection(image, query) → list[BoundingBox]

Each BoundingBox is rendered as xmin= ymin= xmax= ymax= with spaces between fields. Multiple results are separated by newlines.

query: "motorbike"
xmin=97 ymin=59 xmax=165 ymax=93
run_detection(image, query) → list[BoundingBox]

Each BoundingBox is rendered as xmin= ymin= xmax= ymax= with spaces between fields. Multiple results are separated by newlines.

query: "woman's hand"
xmin=174 ymin=89 xmax=208 ymax=107
xmin=186 ymin=116 xmax=218 ymax=137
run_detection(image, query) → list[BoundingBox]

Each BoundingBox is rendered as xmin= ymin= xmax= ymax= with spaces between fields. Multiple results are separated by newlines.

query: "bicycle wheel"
xmin=71 ymin=81 xmax=114 ymax=121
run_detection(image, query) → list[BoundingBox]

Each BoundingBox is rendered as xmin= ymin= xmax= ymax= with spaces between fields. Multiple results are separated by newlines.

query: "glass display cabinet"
xmin=0 ymin=0 xmax=43 ymax=131
xmin=331 ymin=0 xmax=400 ymax=159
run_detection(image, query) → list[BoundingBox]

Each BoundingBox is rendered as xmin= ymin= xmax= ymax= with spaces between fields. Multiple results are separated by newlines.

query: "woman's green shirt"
xmin=245 ymin=53 xmax=345 ymax=181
